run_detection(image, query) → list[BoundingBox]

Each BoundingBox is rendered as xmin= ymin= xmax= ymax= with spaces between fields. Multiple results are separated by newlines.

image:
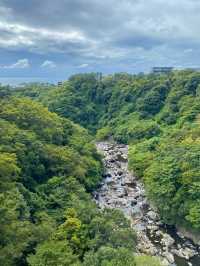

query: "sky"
xmin=0 ymin=0 xmax=200 ymax=83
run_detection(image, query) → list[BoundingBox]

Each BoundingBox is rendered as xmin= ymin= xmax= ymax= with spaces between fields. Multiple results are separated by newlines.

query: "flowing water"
xmin=94 ymin=141 xmax=200 ymax=266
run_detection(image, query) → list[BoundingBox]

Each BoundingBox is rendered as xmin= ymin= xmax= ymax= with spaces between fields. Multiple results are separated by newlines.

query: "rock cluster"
xmin=94 ymin=142 xmax=200 ymax=266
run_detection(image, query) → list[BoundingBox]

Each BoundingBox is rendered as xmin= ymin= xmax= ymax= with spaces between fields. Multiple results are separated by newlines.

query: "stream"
xmin=94 ymin=141 xmax=200 ymax=266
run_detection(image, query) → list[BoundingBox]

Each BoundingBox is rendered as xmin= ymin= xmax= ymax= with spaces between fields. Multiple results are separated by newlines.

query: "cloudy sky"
xmin=0 ymin=0 xmax=200 ymax=83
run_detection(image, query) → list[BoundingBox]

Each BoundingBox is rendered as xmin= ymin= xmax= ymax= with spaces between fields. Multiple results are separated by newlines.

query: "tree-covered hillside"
xmin=0 ymin=96 xmax=161 ymax=265
xmin=7 ymin=70 xmax=200 ymax=233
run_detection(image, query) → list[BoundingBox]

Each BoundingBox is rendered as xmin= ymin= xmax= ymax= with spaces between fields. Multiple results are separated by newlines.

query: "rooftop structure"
xmin=57 ymin=81 xmax=63 ymax=86
xmin=152 ymin=67 xmax=174 ymax=74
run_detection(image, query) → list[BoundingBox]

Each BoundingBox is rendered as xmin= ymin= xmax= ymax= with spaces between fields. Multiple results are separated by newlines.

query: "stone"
xmin=172 ymin=247 xmax=196 ymax=259
xmin=177 ymin=231 xmax=185 ymax=239
xmin=147 ymin=210 xmax=158 ymax=221
xmin=171 ymin=248 xmax=183 ymax=258
xmin=106 ymin=180 xmax=115 ymax=185
xmin=161 ymin=258 xmax=170 ymax=266
xmin=133 ymin=192 xmax=141 ymax=199
xmin=162 ymin=251 xmax=175 ymax=264
xmin=181 ymin=247 xmax=197 ymax=259
xmin=148 ymin=245 xmax=158 ymax=256
xmin=161 ymin=233 xmax=175 ymax=247
xmin=147 ymin=225 xmax=159 ymax=231
xmin=156 ymin=221 xmax=164 ymax=227
xmin=123 ymin=177 xmax=134 ymax=185
xmin=137 ymin=242 xmax=158 ymax=256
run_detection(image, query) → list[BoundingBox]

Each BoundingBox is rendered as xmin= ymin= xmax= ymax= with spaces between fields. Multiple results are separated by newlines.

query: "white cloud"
xmin=41 ymin=60 xmax=56 ymax=68
xmin=0 ymin=20 xmax=91 ymax=54
xmin=2 ymin=59 xmax=30 ymax=69
xmin=77 ymin=63 xmax=89 ymax=68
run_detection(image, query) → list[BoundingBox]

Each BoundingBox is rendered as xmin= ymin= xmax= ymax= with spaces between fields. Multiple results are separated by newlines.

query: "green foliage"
xmin=0 ymin=153 xmax=20 ymax=188
xmin=27 ymin=240 xmax=80 ymax=266
xmin=128 ymin=138 xmax=158 ymax=177
xmin=0 ymin=187 xmax=34 ymax=266
xmin=83 ymin=247 xmax=136 ymax=266
xmin=0 ymin=96 xmax=138 ymax=266
xmin=88 ymin=209 xmax=136 ymax=251
xmin=136 ymin=85 xmax=169 ymax=117
xmin=4 ymin=70 xmax=200 ymax=264
xmin=113 ymin=118 xmax=161 ymax=144
xmin=24 ymin=70 xmax=200 ymax=231
xmin=96 ymin=126 xmax=112 ymax=141
xmin=129 ymin=124 xmax=200 ymax=228
xmin=134 ymin=255 xmax=163 ymax=266
xmin=84 ymin=252 xmax=160 ymax=266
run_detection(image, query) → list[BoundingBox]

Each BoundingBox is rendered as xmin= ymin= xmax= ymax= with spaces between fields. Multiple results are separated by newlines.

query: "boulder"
xmin=171 ymin=247 xmax=196 ymax=259
xmin=161 ymin=233 xmax=175 ymax=247
xmin=147 ymin=225 xmax=159 ymax=231
xmin=123 ymin=177 xmax=134 ymax=185
xmin=147 ymin=210 xmax=159 ymax=221
xmin=162 ymin=251 xmax=175 ymax=264
xmin=181 ymin=247 xmax=197 ymax=259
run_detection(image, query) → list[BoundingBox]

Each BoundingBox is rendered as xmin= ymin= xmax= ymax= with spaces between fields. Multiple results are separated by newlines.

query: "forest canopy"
xmin=6 ymin=70 xmax=200 ymax=232
xmin=0 ymin=95 xmax=161 ymax=265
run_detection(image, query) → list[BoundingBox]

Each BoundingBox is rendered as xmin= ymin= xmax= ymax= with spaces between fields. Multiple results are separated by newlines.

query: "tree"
xmin=27 ymin=240 xmax=80 ymax=266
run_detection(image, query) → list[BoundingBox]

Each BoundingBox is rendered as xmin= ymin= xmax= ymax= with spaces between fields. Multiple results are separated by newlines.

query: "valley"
xmin=1 ymin=71 xmax=200 ymax=265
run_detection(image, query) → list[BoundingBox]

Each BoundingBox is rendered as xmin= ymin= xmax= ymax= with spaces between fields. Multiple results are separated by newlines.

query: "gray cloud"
xmin=0 ymin=0 xmax=200 ymax=71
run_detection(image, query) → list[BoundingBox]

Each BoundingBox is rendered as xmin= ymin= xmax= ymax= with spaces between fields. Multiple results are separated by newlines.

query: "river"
xmin=94 ymin=141 xmax=200 ymax=266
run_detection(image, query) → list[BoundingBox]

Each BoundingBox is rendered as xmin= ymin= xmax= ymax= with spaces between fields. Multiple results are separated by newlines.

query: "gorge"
xmin=1 ymin=71 xmax=200 ymax=265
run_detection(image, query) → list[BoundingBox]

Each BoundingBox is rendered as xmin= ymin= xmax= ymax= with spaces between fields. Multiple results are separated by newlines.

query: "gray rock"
xmin=172 ymin=247 xmax=196 ymax=259
xmin=147 ymin=210 xmax=159 ymax=221
xmin=147 ymin=225 xmax=159 ymax=231
xmin=181 ymin=247 xmax=197 ymax=259
xmin=162 ymin=251 xmax=175 ymax=264
xmin=161 ymin=234 xmax=175 ymax=247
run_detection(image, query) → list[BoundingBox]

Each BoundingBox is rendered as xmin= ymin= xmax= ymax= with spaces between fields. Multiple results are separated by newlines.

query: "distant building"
xmin=57 ymin=81 xmax=63 ymax=86
xmin=96 ymin=72 xmax=103 ymax=82
xmin=152 ymin=67 xmax=173 ymax=74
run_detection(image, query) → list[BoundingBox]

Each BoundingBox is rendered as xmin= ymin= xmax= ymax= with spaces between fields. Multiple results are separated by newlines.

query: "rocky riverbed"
xmin=94 ymin=141 xmax=200 ymax=266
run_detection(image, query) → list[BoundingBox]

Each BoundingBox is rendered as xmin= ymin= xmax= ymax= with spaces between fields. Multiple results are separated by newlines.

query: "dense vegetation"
xmin=8 ymin=70 xmax=200 ymax=233
xmin=0 ymin=95 xmax=161 ymax=265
